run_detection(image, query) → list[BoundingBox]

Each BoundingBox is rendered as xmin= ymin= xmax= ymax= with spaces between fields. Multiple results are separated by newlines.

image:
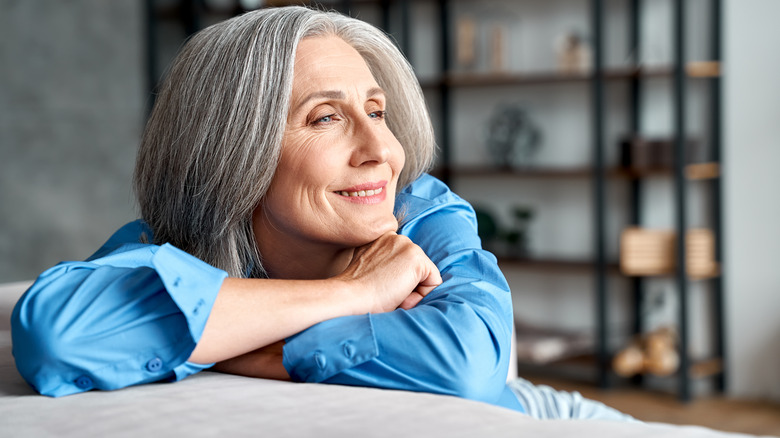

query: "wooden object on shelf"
xmin=685 ymin=162 xmax=720 ymax=180
xmin=490 ymin=24 xmax=507 ymax=72
xmin=612 ymin=327 xmax=680 ymax=378
xmin=612 ymin=343 xmax=645 ymax=377
xmin=456 ymin=16 xmax=477 ymax=70
xmin=620 ymin=227 xmax=718 ymax=278
xmin=686 ymin=60 xmax=721 ymax=77
xmin=556 ymin=32 xmax=592 ymax=74
xmin=643 ymin=328 xmax=680 ymax=377
xmin=620 ymin=228 xmax=675 ymax=275
xmin=686 ymin=228 xmax=719 ymax=278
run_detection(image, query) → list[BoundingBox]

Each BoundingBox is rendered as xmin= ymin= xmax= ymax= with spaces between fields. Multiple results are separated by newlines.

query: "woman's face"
xmin=254 ymin=36 xmax=405 ymax=266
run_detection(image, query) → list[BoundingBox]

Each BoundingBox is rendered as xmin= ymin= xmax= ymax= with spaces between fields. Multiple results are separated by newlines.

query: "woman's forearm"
xmin=212 ymin=341 xmax=290 ymax=380
xmin=188 ymin=277 xmax=360 ymax=364
xmin=189 ymin=233 xmax=441 ymax=365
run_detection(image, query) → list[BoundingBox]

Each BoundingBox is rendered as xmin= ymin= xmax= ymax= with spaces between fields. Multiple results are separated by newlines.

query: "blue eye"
xmin=369 ymin=110 xmax=387 ymax=120
xmin=317 ymin=115 xmax=334 ymax=123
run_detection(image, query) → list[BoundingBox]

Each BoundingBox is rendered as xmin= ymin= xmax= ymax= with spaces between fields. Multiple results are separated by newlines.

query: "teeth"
xmin=338 ymin=187 xmax=382 ymax=197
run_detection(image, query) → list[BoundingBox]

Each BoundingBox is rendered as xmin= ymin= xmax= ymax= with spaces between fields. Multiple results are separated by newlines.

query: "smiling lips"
xmin=337 ymin=187 xmax=383 ymax=198
xmin=335 ymin=181 xmax=388 ymax=204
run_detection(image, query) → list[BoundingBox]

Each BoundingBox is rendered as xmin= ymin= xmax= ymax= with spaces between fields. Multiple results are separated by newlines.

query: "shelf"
xmin=516 ymin=352 xmax=600 ymax=384
xmin=690 ymin=358 xmax=724 ymax=379
xmin=418 ymin=63 xmax=721 ymax=89
xmin=610 ymin=357 xmax=724 ymax=380
xmin=436 ymin=165 xmax=594 ymax=179
xmin=152 ymin=0 xmax=383 ymax=19
xmin=519 ymin=352 xmax=724 ymax=382
xmin=618 ymin=163 xmax=721 ymax=180
xmin=514 ymin=322 xmax=594 ymax=365
xmin=496 ymin=254 xmax=719 ymax=279
xmin=623 ymin=265 xmax=721 ymax=281
xmin=497 ymin=256 xmax=621 ymax=274
xmin=434 ymin=163 xmax=720 ymax=181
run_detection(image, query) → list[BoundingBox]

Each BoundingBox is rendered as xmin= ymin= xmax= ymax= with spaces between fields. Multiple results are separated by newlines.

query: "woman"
xmin=12 ymin=6 xmax=631 ymax=421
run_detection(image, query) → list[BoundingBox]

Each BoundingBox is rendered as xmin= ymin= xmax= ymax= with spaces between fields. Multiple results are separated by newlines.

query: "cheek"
xmin=265 ymin=148 xmax=342 ymax=223
xmin=281 ymin=132 xmax=345 ymax=176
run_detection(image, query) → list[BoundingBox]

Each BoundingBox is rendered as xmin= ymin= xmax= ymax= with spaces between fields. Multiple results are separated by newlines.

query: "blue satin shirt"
xmin=11 ymin=174 xmax=522 ymax=411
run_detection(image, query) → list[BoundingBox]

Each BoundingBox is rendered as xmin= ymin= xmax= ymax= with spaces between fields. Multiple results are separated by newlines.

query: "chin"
xmin=345 ymin=223 xmax=398 ymax=247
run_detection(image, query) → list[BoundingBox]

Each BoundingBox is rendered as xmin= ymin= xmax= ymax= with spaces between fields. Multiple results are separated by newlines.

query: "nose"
xmin=349 ymin=118 xmax=391 ymax=167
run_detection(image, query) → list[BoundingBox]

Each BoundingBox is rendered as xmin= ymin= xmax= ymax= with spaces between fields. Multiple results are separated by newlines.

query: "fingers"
xmin=414 ymin=257 xmax=442 ymax=298
xmin=399 ymin=259 xmax=441 ymax=310
xmin=398 ymin=292 xmax=424 ymax=310
xmin=341 ymin=232 xmax=442 ymax=313
xmin=419 ymin=262 xmax=443 ymax=289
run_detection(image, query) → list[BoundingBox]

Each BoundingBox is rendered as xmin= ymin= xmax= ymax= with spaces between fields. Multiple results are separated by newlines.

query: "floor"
xmin=528 ymin=376 xmax=780 ymax=437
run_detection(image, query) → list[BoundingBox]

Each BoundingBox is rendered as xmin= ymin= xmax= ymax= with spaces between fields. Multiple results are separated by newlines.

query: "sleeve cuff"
xmin=172 ymin=360 xmax=215 ymax=382
xmin=152 ymin=243 xmax=228 ymax=343
xmin=283 ymin=313 xmax=378 ymax=382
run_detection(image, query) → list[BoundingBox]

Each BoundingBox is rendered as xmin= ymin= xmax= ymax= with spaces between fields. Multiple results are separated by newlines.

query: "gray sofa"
xmin=0 ymin=281 xmax=768 ymax=437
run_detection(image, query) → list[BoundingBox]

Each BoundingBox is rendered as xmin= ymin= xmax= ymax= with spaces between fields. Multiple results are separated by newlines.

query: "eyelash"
xmin=311 ymin=110 xmax=387 ymax=126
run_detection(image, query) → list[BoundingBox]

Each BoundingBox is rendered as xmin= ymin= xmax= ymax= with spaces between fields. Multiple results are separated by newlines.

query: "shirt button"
xmin=74 ymin=375 xmax=93 ymax=390
xmin=192 ymin=298 xmax=205 ymax=316
xmin=314 ymin=352 xmax=327 ymax=370
xmin=342 ymin=341 xmax=355 ymax=359
xmin=146 ymin=357 xmax=163 ymax=372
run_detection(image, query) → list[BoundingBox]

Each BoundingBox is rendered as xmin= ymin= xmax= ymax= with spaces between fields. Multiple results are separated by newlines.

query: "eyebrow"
xmin=292 ymin=87 xmax=386 ymax=114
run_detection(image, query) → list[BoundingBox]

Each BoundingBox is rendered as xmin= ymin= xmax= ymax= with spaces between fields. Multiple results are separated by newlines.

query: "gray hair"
xmin=134 ymin=6 xmax=436 ymax=278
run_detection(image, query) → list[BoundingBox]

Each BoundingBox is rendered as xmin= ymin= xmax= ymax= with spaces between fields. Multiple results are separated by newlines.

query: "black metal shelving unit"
xmin=428 ymin=0 xmax=726 ymax=401
xmin=615 ymin=0 xmax=726 ymax=401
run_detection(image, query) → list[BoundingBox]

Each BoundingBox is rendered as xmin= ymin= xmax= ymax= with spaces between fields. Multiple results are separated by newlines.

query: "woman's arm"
xmin=11 ymin=243 xmax=226 ymax=397
xmin=189 ymin=233 xmax=441 ymax=364
xmin=211 ymin=341 xmax=290 ymax=380
xmin=280 ymin=176 xmax=515 ymax=406
xmin=12 ymin=226 xmax=439 ymax=396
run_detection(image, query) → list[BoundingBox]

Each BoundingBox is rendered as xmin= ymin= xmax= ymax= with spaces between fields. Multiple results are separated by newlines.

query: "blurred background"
xmin=1 ymin=0 xmax=778 ymax=432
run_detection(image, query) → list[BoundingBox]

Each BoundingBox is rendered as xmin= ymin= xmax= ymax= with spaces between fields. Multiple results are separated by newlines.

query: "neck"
xmin=260 ymin=241 xmax=355 ymax=280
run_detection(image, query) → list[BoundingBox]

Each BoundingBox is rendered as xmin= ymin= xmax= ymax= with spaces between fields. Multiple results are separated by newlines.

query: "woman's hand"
xmin=337 ymin=232 xmax=442 ymax=313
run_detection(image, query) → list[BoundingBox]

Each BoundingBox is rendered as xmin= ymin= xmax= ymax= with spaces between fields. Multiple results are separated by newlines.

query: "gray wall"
xmin=723 ymin=0 xmax=780 ymax=401
xmin=1 ymin=0 xmax=144 ymax=281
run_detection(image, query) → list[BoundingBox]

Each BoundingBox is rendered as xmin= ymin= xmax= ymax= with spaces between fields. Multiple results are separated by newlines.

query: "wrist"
xmin=325 ymin=276 xmax=367 ymax=316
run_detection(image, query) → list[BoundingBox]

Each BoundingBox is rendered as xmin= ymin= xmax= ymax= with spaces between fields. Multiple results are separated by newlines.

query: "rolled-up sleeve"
xmin=11 ymin=243 xmax=227 ymax=397
xmin=283 ymin=175 xmax=515 ymax=407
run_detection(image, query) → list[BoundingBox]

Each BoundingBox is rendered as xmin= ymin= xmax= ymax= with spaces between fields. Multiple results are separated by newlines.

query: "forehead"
xmin=291 ymin=36 xmax=378 ymax=90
